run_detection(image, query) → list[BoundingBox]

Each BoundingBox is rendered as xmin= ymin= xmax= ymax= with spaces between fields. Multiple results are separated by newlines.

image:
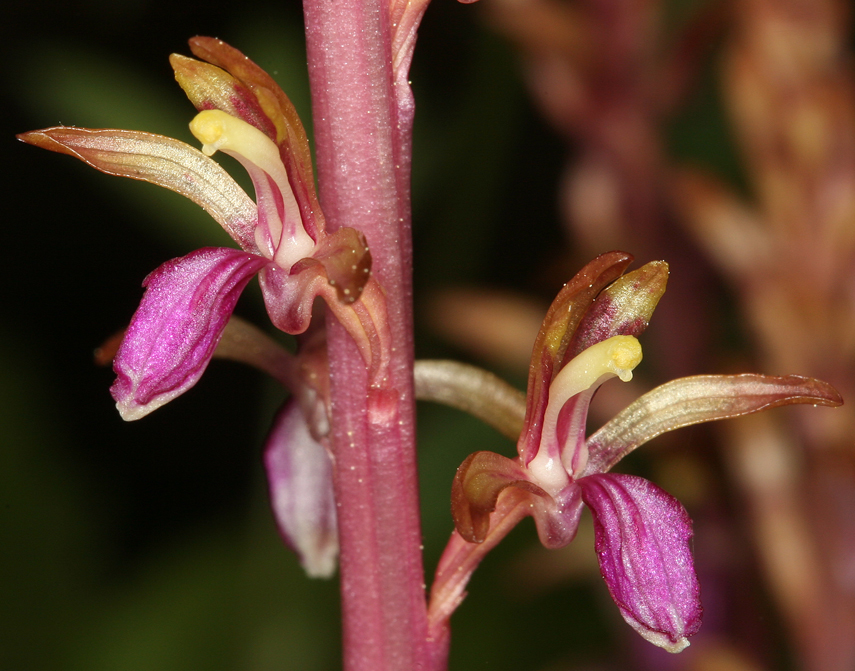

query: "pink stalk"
xmin=428 ymin=490 xmax=532 ymax=655
xmin=303 ymin=0 xmax=431 ymax=669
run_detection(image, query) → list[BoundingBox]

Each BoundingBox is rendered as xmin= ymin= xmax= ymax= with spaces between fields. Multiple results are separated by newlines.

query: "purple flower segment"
xmin=579 ymin=473 xmax=701 ymax=653
xmin=264 ymin=400 xmax=338 ymax=578
xmin=112 ymin=247 xmax=269 ymax=420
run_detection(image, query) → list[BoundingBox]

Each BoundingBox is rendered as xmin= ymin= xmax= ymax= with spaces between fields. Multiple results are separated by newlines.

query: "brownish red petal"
xmin=568 ymin=260 xmax=669 ymax=356
xmin=170 ymin=54 xmax=278 ymax=139
xmin=519 ymin=251 xmax=632 ymax=464
xmin=175 ymin=38 xmax=324 ymax=239
xmin=451 ymin=451 xmax=549 ymax=543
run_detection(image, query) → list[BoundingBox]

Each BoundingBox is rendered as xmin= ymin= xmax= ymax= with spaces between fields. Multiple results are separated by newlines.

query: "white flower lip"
xmin=527 ymin=335 xmax=643 ymax=493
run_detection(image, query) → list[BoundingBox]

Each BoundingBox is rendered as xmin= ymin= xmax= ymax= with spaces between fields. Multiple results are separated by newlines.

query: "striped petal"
xmin=112 ymin=247 xmax=268 ymax=420
xmin=579 ymin=473 xmax=701 ymax=653
xmin=17 ymin=127 xmax=259 ymax=251
xmin=583 ymin=374 xmax=843 ymax=477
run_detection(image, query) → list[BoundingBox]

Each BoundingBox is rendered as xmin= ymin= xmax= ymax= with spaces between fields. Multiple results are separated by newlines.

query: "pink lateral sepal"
xmin=584 ymin=373 xmax=844 ymax=477
xmin=111 ymin=247 xmax=268 ymax=420
xmin=579 ymin=473 xmax=701 ymax=653
xmin=16 ymin=126 xmax=259 ymax=251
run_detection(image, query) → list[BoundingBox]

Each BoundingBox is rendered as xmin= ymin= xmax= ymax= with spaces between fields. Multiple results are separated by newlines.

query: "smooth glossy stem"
xmin=303 ymin=0 xmax=429 ymax=669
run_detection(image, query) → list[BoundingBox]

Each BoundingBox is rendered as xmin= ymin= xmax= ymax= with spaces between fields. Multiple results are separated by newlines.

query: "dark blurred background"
xmin=4 ymin=0 xmax=853 ymax=669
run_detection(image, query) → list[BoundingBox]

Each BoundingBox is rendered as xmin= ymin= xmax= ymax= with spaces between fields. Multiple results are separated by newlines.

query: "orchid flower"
xmin=17 ymin=37 xmax=389 ymax=422
xmin=433 ymin=251 xmax=842 ymax=653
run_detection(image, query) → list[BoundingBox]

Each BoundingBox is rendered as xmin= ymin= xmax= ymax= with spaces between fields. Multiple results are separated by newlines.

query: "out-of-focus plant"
xmin=673 ymin=2 xmax=855 ymax=669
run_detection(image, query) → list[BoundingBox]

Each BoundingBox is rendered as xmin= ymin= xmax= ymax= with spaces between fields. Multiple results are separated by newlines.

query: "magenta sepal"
xmin=111 ymin=247 xmax=268 ymax=420
xmin=264 ymin=399 xmax=338 ymax=578
xmin=578 ymin=473 xmax=701 ymax=653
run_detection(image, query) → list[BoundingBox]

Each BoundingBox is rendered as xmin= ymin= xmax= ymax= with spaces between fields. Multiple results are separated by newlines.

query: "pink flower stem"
xmin=303 ymin=0 xmax=430 ymax=669
xmin=427 ymin=489 xmax=531 ymax=656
